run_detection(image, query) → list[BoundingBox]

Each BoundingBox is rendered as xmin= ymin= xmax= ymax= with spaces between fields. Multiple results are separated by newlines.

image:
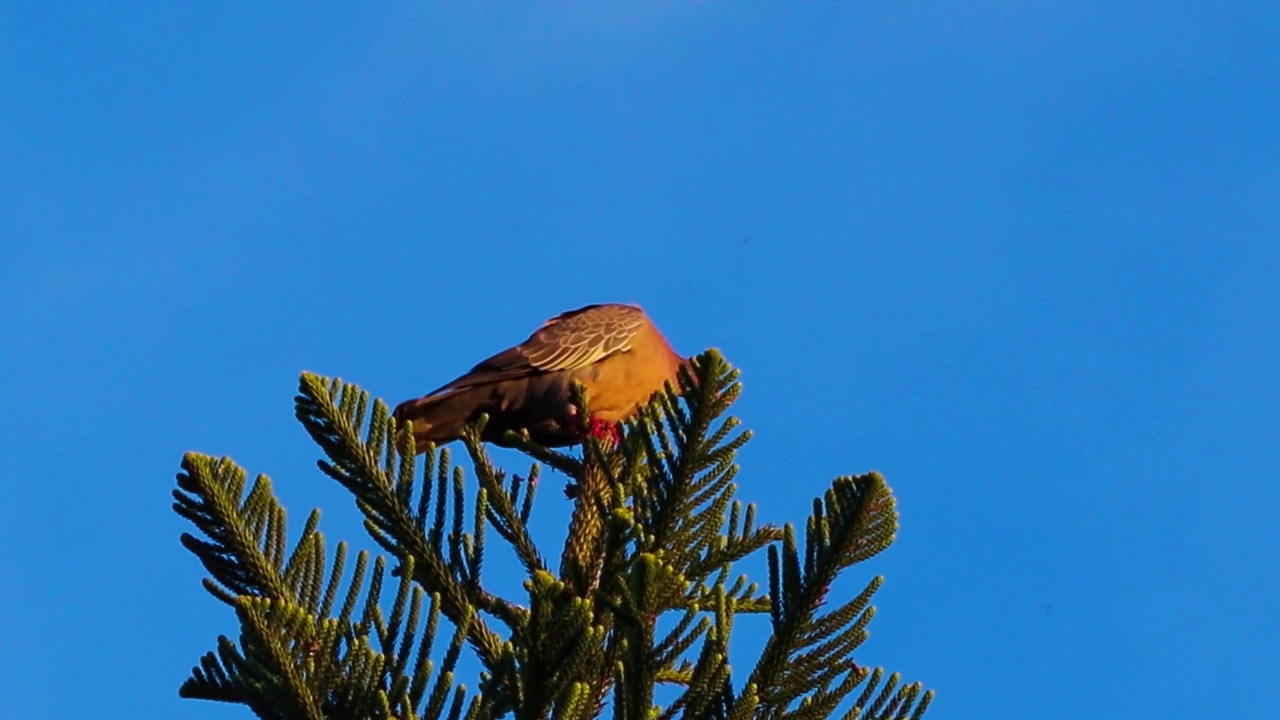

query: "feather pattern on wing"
xmin=520 ymin=303 xmax=647 ymax=371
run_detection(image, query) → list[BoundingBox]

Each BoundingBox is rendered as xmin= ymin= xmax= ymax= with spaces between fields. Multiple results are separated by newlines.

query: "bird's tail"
xmin=392 ymin=387 xmax=483 ymax=453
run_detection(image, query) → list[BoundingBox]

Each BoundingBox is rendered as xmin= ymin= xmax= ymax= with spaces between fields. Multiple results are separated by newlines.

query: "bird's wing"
xmin=429 ymin=304 xmax=648 ymax=394
xmin=516 ymin=303 xmax=647 ymax=371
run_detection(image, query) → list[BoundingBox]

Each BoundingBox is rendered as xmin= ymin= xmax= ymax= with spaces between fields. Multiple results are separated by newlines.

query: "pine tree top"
xmin=172 ymin=350 xmax=933 ymax=720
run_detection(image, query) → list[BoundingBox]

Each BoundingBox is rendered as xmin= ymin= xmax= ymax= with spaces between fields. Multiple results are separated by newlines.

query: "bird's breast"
xmin=578 ymin=348 xmax=678 ymax=423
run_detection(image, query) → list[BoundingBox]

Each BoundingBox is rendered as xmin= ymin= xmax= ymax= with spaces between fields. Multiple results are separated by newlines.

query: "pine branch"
xmin=174 ymin=453 xmax=481 ymax=719
xmin=659 ymin=588 xmax=736 ymax=720
xmin=839 ymin=669 xmax=934 ymax=720
xmin=176 ymin=351 xmax=932 ymax=720
xmin=558 ymin=383 xmax=617 ymax=597
xmin=629 ymin=352 xmax=783 ymax=614
xmin=174 ymin=454 xmax=301 ymax=606
xmin=293 ymin=373 xmax=508 ymax=671
xmin=460 ymin=428 xmax=547 ymax=578
xmin=733 ymin=473 xmax=925 ymax=720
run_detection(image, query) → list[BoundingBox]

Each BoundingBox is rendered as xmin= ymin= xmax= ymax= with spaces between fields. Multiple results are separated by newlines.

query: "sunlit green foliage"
xmin=174 ymin=351 xmax=932 ymax=719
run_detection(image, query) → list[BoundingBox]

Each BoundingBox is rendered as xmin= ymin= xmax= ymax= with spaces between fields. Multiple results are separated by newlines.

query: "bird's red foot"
xmin=586 ymin=417 xmax=622 ymax=447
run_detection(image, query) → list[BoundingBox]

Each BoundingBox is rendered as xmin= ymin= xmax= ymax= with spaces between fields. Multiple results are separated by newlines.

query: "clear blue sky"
xmin=3 ymin=3 xmax=1277 ymax=718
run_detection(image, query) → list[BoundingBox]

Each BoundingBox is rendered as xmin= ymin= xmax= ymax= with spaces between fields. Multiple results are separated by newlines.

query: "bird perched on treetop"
xmin=393 ymin=303 xmax=693 ymax=451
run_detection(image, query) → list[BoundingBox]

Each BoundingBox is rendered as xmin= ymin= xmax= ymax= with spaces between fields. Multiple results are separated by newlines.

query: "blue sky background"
xmin=3 ymin=2 xmax=1278 ymax=718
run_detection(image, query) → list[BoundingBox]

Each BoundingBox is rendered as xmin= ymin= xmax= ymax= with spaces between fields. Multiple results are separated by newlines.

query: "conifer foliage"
xmin=173 ymin=351 xmax=933 ymax=720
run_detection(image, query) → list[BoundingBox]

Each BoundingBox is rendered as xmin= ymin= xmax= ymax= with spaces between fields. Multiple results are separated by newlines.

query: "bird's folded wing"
xmin=519 ymin=303 xmax=646 ymax=371
xmin=430 ymin=304 xmax=648 ymax=393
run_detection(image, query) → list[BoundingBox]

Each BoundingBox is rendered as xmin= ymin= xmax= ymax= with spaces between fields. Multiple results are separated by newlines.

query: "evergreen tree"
xmin=172 ymin=350 xmax=933 ymax=720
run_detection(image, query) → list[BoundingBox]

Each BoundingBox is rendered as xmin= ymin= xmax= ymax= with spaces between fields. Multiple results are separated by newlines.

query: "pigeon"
xmin=393 ymin=303 xmax=691 ymax=450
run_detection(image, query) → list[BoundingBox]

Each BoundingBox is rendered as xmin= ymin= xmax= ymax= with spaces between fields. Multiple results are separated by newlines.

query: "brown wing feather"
xmin=520 ymin=303 xmax=646 ymax=371
xmin=425 ymin=303 xmax=646 ymax=395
